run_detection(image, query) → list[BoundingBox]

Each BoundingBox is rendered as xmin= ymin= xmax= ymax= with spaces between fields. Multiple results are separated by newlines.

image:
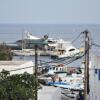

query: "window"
xmin=98 ymin=69 xmax=100 ymax=80
xmin=95 ymin=69 xmax=98 ymax=74
xmin=53 ymin=67 xmax=55 ymax=70
xmin=56 ymin=68 xmax=58 ymax=71
xmin=69 ymin=49 xmax=75 ymax=51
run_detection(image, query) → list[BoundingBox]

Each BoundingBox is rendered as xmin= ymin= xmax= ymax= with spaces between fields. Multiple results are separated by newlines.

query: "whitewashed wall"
xmin=89 ymin=55 xmax=100 ymax=100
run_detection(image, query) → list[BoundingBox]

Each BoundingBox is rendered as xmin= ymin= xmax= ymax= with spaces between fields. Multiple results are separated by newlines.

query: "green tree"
xmin=0 ymin=43 xmax=12 ymax=60
xmin=0 ymin=70 xmax=38 ymax=100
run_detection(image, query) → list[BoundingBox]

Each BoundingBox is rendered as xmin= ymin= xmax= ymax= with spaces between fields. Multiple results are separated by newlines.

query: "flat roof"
xmin=0 ymin=61 xmax=27 ymax=66
xmin=0 ymin=61 xmax=34 ymax=74
xmin=0 ymin=61 xmax=27 ymax=65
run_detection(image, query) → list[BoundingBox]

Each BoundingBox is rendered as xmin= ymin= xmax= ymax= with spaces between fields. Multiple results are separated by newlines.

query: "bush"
xmin=0 ymin=70 xmax=38 ymax=100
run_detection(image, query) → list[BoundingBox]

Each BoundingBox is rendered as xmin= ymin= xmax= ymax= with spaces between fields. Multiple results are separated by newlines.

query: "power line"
xmin=62 ymin=44 xmax=91 ymax=67
xmin=2 ymin=55 xmax=83 ymax=73
xmin=1 ymin=39 xmax=91 ymax=74
xmin=38 ymin=57 xmax=66 ymax=65
xmin=92 ymin=43 xmax=100 ymax=48
xmin=6 ymin=66 xmax=33 ymax=72
xmin=1 ymin=43 xmax=91 ymax=73
xmin=71 ymin=32 xmax=82 ymax=43
xmin=2 ymin=44 xmax=90 ymax=73
xmin=2 ymin=58 xmax=97 ymax=74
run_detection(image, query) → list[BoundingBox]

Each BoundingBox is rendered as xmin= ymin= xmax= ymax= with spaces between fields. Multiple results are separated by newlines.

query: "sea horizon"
xmin=0 ymin=23 xmax=100 ymax=53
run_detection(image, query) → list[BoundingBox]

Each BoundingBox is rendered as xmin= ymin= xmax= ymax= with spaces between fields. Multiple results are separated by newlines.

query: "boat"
xmin=47 ymin=63 xmax=67 ymax=75
xmin=25 ymin=32 xmax=81 ymax=59
xmin=50 ymin=39 xmax=80 ymax=59
xmin=61 ymin=88 xmax=79 ymax=98
xmin=11 ymin=32 xmax=82 ymax=57
xmin=46 ymin=81 xmax=69 ymax=86
xmin=26 ymin=32 xmax=40 ymax=40
xmin=46 ymin=68 xmax=84 ymax=90
xmin=45 ymin=78 xmax=84 ymax=90
xmin=53 ymin=82 xmax=84 ymax=90
xmin=11 ymin=32 xmax=48 ymax=56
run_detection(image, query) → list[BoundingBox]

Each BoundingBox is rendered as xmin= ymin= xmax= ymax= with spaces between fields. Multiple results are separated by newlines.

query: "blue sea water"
xmin=0 ymin=24 xmax=100 ymax=50
xmin=0 ymin=24 xmax=100 ymax=66
xmin=0 ymin=24 xmax=100 ymax=44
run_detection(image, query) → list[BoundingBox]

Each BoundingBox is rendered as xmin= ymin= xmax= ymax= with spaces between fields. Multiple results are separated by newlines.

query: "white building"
xmin=89 ymin=54 xmax=100 ymax=100
xmin=47 ymin=64 xmax=67 ymax=75
xmin=0 ymin=61 xmax=34 ymax=75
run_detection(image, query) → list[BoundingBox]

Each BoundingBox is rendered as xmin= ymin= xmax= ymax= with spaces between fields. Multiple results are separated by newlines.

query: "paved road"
xmin=61 ymin=94 xmax=77 ymax=100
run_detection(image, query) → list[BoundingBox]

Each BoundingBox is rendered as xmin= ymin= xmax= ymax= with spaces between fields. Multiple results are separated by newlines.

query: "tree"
xmin=0 ymin=43 xmax=12 ymax=60
xmin=0 ymin=70 xmax=38 ymax=100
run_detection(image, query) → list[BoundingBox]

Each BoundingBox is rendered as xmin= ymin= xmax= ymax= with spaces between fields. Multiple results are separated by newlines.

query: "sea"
xmin=0 ymin=24 xmax=100 ymax=67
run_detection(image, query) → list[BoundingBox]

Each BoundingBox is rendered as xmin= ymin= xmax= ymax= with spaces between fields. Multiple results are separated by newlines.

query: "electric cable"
xmin=71 ymin=32 xmax=82 ymax=43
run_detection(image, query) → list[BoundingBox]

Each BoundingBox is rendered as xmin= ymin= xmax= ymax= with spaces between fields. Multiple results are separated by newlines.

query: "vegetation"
xmin=0 ymin=43 xmax=12 ymax=60
xmin=0 ymin=70 xmax=38 ymax=100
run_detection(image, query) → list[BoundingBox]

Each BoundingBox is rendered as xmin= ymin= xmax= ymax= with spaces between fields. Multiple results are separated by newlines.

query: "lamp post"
xmin=27 ymin=35 xmax=48 ymax=100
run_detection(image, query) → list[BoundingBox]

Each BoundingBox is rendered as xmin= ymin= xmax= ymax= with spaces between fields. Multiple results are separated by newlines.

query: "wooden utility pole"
xmin=34 ymin=45 xmax=38 ymax=100
xmin=30 ymin=35 xmax=48 ymax=100
xmin=84 ymin=30 xmax=90 ymax=100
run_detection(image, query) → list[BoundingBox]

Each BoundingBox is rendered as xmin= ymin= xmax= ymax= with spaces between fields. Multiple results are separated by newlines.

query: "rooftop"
xmin=0 ymin=61 xmax=27 ymax=66
xmin=0 ymin=61 xmax=34 ymax=74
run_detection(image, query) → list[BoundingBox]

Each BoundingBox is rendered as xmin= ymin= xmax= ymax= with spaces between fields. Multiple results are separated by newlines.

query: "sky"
xmin=0 ymin=0 xmax=100 ymax=24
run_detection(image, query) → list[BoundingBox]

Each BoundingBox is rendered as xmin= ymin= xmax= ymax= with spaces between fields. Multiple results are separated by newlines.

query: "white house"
xmin=89 ymin=54 xmax=100 ymax=100
xmin=47 ymin=64 xmax=67 ymax=75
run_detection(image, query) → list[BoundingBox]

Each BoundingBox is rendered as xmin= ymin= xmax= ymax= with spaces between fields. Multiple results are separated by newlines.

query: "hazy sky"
xmin=0 ymin=0 xmax=100 ymax=24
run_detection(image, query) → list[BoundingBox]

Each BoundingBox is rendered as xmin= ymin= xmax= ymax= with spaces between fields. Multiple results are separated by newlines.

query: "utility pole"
xmin=34 ymin=45 xmax=38 ymax=100
xmin=83 ymin=30 xmax=90 ymax=100
xmin=28 ymin=35 xmax=48 ymax=100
